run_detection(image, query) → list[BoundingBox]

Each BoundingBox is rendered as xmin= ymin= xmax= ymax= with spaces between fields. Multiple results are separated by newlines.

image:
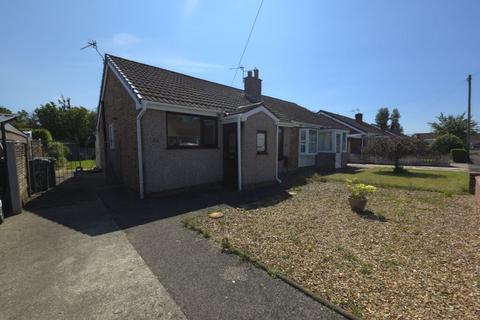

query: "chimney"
xmin=355 ymin=113 xmax=363 ymax=123
xmin=244 ymin=68 xmax=262 ymax=101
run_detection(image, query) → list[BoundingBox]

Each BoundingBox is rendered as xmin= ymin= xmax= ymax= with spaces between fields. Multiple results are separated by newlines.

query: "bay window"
xmin=167 ymin=112 xmax=218 ymax=148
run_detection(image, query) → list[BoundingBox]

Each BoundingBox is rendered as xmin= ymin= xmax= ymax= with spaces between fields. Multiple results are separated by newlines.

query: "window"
xmin=308 ymin=129 xmax=317 ymax=153
xmin=256 ymin=131 xmax=267 ymax=154
xmin=166 ymin=113 xmax=217 ymax=148
xmin=342 ymin=132 xmax=347 ymax=152
xmin=278 ymin=127 xmax=284 ymax=160
xmin=300 ymin=129 xmax=307 ymax=153
xmin=300 ymin=128 xmax=318 ymax=155
xmin=108 ymin=123 xmax=115 ymax=149
xmin=318 ymin=132 xmax=332 ymax=151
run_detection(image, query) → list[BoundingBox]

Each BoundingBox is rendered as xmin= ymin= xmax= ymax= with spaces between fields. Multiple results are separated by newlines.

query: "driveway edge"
xmin=183 ymin=219 xmax=360 ymax=320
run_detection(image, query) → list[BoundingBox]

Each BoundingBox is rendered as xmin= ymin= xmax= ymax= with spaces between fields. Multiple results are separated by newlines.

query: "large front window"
xmin=167 ymin=113 xmax=217 ymax=148
xmin=318 ymin=132 xmax=332 ymax=151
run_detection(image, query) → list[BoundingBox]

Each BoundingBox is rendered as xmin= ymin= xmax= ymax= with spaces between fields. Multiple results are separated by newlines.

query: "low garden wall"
xmin=349 ymin=153 xmax=450 ymax=167
xmin=475 ymin=176 xmax=480 ymax=206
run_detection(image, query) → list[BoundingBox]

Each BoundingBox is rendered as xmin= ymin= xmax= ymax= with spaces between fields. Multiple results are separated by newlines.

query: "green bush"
xmin=430 ymin=134 xmax=464 ymax=154
xmin=31 ymin=128 xmax=53 ymax=146
xmin=47 ymin=141 xmax=70 ymax=166
xmin=450 ymin=148 xmax=468 ymax=163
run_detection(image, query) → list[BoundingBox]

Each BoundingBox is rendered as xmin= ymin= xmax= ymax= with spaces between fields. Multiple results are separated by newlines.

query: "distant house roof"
xmin=412 ymin=132 xmax=438 ymax=140
xmin=0 ymin=113 xmax=18 ymax=124
xmin=317 ymin=110 xmax=393 ymax=136
xmin=106 ymin=55 xmax=346 ymax=129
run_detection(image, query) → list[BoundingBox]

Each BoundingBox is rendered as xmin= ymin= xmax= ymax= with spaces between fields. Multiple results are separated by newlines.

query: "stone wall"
xmin=475 ymin=176 xmax=480 ymax=205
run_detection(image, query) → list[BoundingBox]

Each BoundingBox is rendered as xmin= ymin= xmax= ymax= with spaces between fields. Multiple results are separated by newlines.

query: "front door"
xmin=335 ymin=132 xmax=342 ymax=169
xmin=223 ymin=123 xmax=237 ymax=187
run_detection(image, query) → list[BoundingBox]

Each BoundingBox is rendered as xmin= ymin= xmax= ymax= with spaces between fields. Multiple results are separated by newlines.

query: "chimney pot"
xmin=253 ymin=68 xmax=259 ymax=78
xmin=355 ymin=113 xmax=363 ymax=122
xmin=247 ymin=70 xmax=253 ymax=77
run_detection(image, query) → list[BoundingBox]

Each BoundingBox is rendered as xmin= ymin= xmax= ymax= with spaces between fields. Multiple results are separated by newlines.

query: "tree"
xmin=364 ymin=136 xmax=424 ymax=173
xmin=390 ymin=108 xmax=403 ymax=134
xmin=32 ymin=97 xmax=95 ymax=145
xmin=0 ymin=106 xmax=12 ymax=114
xmin=430 ymin=134 xmax=464 ymax=154
xmin=375 ymin=107 xmax=390 ymax=130
xmin=429 ymin=113 xmax=478 ymax=144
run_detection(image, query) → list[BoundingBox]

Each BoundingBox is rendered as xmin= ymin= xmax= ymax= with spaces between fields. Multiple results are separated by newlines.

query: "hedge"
xmin=451 ymin=149 xmax=468 ymax=163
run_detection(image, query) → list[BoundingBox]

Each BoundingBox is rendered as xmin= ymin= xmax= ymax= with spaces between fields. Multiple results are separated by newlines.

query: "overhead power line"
xmin=230 ymin=0 xmax=264 ymax=86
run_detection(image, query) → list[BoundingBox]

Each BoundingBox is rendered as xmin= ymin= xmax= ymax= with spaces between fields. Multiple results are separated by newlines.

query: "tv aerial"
xmin=80 ymin=40 xmax=104 ymax=61
xmin=229 ymin=65 xmax=245 ymax=78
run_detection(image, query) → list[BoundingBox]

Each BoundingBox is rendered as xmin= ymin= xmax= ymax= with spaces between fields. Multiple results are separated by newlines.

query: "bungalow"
xmin=96 ymin=55 xmax=349 ymax=198
xmin=317 ymin=110 xmax=399 ymax=159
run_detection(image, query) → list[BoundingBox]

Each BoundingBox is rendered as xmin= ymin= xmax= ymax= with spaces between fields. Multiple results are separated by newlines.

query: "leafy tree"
xmin=32 ymin=97 xmax=95 ymax=145
xmin=390 ymin=108 xmax=403 ymax=134
xmin=429 ymin=113 xmax=478 ymax=144
xmin=364 ymin=136 xmax=424 ymax=173
xmin=0 ymin=106 xmax=12 ymax=114
xmin=31 ymin=128 xmax=53 ymax=147
xmin=375 ymin=107 xmax=390 ymax=131
xmin=430 ymin=134 xmax=464 ymax=154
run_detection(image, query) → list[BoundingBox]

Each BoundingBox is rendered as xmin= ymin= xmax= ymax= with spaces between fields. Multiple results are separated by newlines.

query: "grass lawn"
xmin=320 ymin=166 xmax=469 ymax=194
xmin=185 ymin=180 xmax=480 ymax=319
xmin=62 ymin=160 xmax=96 ymax=170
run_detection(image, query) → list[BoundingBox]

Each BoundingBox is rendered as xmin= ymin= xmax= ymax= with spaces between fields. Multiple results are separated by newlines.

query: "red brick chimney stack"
xmin=244 ymin=68 xmax=262 ymax=101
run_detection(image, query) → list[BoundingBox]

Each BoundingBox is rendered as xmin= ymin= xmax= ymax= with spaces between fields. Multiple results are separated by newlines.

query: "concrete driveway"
xmin=0 ymin=173 xmax=345 ymax=320
xmin=0 ymin=174 xmax=186 ymax=320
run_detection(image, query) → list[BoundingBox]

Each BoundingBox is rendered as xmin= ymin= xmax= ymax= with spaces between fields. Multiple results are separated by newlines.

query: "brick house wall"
xmin=14 ymin=143 xmax=29 ymax=204
xmin=99 ymin=68 xmax=139 ymax=191
xmin=284 ymin=127 xmax=299 ymax=172
xmin=241 ymin=112 xmax=277 ymax=187
xmin=141 ymin=109 xmax=223 ymax=193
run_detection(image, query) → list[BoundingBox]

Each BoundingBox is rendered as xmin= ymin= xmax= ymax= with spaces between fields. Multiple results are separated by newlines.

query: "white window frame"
xmin=299 ymin=128 xmax=318 ymax=155
xmin=108 ymin=123 xmax=115 ymax=149
xmin=342 ymin=132 xmax=347 ymax=152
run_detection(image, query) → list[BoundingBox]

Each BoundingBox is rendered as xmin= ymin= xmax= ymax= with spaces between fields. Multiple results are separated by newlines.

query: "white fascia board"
xmin=221 ymin=115 xmax=241 ymax=124
xmin=240 ymin=106 xmax=280 ymax=124
xmin=105 ymin=57 xmax=143 ymax=109
xmin=317 ymin=111 xmax=368 ymax=134
xmin=291 ymin=121 xmax=328 ymax=129
xmin=145 ymin=101 xmax=220 ymax=117
xmin=278 ymin=121 xmax=295 ymax=127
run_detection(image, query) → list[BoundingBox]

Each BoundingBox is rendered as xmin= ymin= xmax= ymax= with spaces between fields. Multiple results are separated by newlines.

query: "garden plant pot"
xmin=348 ymin=197 xmax=367 ymax=212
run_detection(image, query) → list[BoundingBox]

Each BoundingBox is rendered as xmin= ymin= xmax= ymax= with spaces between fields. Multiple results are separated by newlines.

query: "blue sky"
xmin=1 ymin=0 xmax=479 ymax=134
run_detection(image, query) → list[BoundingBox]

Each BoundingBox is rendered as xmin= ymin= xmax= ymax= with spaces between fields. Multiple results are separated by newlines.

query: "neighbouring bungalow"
xmin=317 ymin=110 xmax=399 ymax=160
xmin=96 ymin=55 xmax=349 ymax=198
xmin=412 ymin=132 xmax=438 ymax=145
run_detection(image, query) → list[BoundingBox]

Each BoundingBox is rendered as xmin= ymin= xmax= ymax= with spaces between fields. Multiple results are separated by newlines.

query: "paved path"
xmin=0 ymin=175 xmax=186 ymax=320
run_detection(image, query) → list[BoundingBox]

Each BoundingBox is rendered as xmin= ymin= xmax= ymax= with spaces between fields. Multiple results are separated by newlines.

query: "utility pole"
xmin=467 ymin=74 xmax=472 ymax=161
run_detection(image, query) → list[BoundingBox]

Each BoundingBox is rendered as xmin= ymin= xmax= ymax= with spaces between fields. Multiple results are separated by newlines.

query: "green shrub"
xmin=431 ymin=134 xmax=464 ymax=154
xmin=31 ymin=128 xmax=53 ymax=146
xmin=450 ymin=148 xmax=468 ymax=163
xmin=47 ymin=141 xmax=70 ymax=166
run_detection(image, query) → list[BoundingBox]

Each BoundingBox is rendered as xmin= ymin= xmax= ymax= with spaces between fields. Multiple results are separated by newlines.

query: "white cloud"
xmin=111 ymin=33 xmax=142 ymax=47
xmin=184 ymin=0 xmax=199 ymax=17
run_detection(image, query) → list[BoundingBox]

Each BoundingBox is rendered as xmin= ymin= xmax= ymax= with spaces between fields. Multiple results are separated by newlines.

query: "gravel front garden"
xmin=185 ymin=179 xmax=480 ymax=319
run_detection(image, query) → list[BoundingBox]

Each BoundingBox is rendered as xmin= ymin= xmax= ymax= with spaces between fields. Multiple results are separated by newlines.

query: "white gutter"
xmin=136 ymin=103 xmax=147 ymax=199
xmin=275 ymin=124 xmax=282 ymax=183
xmin=236 ymin=116 xmax=242 ymax=191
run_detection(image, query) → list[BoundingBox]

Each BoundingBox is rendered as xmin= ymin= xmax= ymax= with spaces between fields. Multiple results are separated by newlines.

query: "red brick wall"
xmin=99 ymin=68 xmax=139 ymax=191
xmin=475 ymin=176 xmax=480 ymax=206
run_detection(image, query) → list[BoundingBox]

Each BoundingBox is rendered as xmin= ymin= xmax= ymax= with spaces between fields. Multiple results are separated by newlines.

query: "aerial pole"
xmin=467 ymin=74 xmax=472 ymax=161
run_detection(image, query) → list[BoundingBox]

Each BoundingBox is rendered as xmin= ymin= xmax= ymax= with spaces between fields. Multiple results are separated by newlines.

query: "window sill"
xmin=256 ymin=152 xmax=268 ymax=155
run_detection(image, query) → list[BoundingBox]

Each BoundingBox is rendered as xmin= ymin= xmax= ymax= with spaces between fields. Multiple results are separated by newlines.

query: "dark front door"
xmin=223 ymin=123 xmax=237 ymax=188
